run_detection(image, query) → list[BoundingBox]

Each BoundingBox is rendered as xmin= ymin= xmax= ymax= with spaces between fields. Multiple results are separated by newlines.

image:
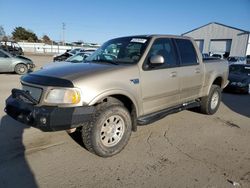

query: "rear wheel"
xmin=200 ymin=85 xmax=221 ymax=115
xmin=82 ymin=101 xmax=132 ymax=157
xmin=15 ymin=64 xmax=28 ymax=75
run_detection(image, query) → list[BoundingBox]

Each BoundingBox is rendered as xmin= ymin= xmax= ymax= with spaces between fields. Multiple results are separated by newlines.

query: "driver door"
xmin=0 ymin=50 xmax=12 ymax=72
xmin=140 ymin=38 xmax=180 ymax=115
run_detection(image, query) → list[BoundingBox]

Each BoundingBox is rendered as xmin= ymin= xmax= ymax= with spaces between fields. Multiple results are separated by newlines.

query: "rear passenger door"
xmin=140 ymin=38 xmax=180 ymax=115
xmin=174 ymin=39 xmax=204 ymax=102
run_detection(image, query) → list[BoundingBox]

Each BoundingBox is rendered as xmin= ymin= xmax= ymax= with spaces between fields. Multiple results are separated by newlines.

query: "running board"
xmin=137 ymin=101 xmax=200 ymax=125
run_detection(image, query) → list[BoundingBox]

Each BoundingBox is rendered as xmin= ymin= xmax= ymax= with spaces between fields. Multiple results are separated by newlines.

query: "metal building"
xmin=182 ymin=22 xmax=249 ymax=57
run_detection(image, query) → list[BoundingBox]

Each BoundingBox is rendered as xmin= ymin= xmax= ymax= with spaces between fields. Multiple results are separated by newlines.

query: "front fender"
xmin=10 ymin=61 xmax=24 ymax=71
xmin=88 ymin=89 xmax=141 ymax=116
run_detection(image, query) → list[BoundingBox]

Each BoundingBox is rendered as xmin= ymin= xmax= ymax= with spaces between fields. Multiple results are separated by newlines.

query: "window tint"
xmin=175 ymin=39 xmax=198 ymax=65
xmin=145 ymin=38 xmax=178 ymax=69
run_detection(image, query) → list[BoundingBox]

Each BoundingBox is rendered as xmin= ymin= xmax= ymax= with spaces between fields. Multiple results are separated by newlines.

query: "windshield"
xmin=230 ymin=65 xmax=250 ymax=74
xmin=66 ymin=52 xmax=92 ymax=63
xmin=69 ymin=48 xmax=81 ymax=55
xmin=85 ymin=37 xmax=150 ymax=64
xmin=228 ymin=57 xmax=237 ymax=62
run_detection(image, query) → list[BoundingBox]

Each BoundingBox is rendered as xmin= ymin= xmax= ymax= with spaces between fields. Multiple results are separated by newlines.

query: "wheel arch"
xmin=14 ymin=62 xmax=27 ymax=69
xmin=203 ymin=75 xmax=224 ymax=96
xmin=212 ymin=76 xmax=223 ymax=87
xmin=89 ymin=90 xmax=139 ymax=132
xmin=10 ymin=61 xmax=22 ymax=71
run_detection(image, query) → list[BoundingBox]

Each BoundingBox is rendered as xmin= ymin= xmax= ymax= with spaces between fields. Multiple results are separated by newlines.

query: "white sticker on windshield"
xmin=130 ymin=38 xmax=147 ymax=43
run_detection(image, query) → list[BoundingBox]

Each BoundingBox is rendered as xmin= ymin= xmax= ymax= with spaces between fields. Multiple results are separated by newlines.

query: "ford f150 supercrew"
xmin=5 ymin=35 xmax=229 ymax=157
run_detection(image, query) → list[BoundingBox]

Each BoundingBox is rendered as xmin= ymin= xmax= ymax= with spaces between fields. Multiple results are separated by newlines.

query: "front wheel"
xmin=200 ymin=85 xmax=222 ymax=115
xmin=82 ymin=102 xmax=132 ymax=157
xmin=15 ymin=64 xmax=28 ymax=75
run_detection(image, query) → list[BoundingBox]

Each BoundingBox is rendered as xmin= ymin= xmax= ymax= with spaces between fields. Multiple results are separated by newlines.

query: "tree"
xmin=0 ymin=25 xmax=6 ymax=40
xmin=2 ymin=36 xmax=8 ymax=42
xmin=42 ymin=35 xmax=51 ymax=44
xmin=12 ymin=27 xmax=38 ymax=42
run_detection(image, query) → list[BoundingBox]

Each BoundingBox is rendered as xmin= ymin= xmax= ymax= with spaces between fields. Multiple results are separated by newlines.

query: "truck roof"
xmin=112 ymin=34 xmax=193 ymax=41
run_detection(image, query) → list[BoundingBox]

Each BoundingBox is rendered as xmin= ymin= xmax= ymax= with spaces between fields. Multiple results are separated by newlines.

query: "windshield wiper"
xmin=91 ymin=59 xmax=119 ymax=65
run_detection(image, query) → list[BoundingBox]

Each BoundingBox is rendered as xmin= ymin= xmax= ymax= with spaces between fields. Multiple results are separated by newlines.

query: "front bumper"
xmin=28 ymin=63 xmax=35 ymax=71
xmin=5 ymin=94 xmax=95 ymax=132
xmin=224 ymin=84 xmax=249 ymax=94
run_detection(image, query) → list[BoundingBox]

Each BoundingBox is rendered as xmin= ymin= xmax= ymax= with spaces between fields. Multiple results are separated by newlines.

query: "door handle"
xmin=195 ymin=68 xmax=201 ymax=73
xmin=170 ymin=71 xmax=177 ymax=77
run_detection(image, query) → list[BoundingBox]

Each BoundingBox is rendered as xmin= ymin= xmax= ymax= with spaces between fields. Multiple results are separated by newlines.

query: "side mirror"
xmin=149 ymin=55 xmax=164 ymax=65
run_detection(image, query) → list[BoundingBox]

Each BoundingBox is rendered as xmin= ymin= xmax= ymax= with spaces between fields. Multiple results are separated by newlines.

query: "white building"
xmin=183 ymin=22 xmax=249 ymax=57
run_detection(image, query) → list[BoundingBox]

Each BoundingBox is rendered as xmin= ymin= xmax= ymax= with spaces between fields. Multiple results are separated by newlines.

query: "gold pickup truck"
xmin=5 ymin=35 xmax=228 ymax=157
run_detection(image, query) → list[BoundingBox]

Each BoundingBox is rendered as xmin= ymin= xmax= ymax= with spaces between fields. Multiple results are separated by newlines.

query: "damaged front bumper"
xmin=5 ymin=89 xmax=95 ymax=132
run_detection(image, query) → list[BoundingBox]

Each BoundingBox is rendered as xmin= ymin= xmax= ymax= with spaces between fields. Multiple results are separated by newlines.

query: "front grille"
xmin=22 ymin=84 xmax=43 ymax=102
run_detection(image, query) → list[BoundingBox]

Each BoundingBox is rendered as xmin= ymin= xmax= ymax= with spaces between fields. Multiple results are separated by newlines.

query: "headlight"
xmin=45 ymin=88 xmax=81 ymax=104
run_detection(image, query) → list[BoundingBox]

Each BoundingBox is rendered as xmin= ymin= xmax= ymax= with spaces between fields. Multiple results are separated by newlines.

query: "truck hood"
xmin=42 ymin=61 xmax=71 ymax=69
xmin=24 ymin=62 xmax=125 ymax=86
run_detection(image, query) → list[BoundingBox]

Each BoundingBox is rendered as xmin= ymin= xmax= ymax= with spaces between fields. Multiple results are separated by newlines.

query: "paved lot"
xmin=0 ymin=55 xmax=250 ymax=188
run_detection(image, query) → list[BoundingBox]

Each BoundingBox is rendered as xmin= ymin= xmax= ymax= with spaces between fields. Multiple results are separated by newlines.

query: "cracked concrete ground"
xmin=0 ymin=55 xmax=249 ymax=188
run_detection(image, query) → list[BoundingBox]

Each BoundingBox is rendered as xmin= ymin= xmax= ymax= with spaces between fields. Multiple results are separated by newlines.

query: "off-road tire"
xmin=200 ymin=85 xmax=221 ymax=115
xmin=15 ymin=64 xmax=28 ymax=75
xmin=82 ymin=100 xmax=132 ymax=157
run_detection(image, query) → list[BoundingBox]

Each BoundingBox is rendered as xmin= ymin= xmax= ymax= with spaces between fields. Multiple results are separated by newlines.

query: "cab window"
xmin=144 ymin=38 xmax=178 ymax=70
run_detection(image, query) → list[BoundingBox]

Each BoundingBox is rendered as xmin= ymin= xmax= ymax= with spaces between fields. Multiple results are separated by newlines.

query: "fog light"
xmin=40 ymin=117 xmax=47 ymax=125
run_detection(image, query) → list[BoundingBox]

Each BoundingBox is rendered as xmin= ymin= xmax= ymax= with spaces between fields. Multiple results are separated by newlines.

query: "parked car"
xmin=42 ymin=51 xmax=95 ymax=70
xmin=211 ymin=53 xmax=223 ymax=59
xmin=202 ymin=53 xmax=210 ymax=59
xmin=0 ymin=41 xmax=24 ymax=56
xmin=68 ymin=48 xmax=82 ymax=55
xmin=65 ymin=51 xmax=94 ymax=63
xmin=246 ymin=55 xmax=250 ymax=64
xmin=53 ymin=49 xmax=71 ymax=55
xmin=227 ymin=56 xmax=247 ymax=65
xmin=0 ymin=49 xmax=35 ymax=74
xmin=53 ymin=48 xmax=96 ymax=62
xmin=53 ymin=49 xmax=73 ymax=62
xmin=5 ymin=35 xmax=228 ymax=157
xmin=224 ymin=64 xmax=250 ymax=94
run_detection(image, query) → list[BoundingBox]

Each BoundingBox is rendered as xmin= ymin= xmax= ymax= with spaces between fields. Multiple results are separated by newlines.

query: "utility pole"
xmin=62 ymin=22 xmax=65 ymax=45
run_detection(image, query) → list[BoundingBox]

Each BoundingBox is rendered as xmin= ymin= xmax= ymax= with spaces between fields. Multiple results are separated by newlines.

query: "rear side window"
xmin=175 ymin=39 xmax=198 ymax=66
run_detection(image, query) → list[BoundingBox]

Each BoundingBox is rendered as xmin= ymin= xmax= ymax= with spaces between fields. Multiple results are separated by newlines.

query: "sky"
xmin=0 ymin=0 xmax=249 ymax=44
